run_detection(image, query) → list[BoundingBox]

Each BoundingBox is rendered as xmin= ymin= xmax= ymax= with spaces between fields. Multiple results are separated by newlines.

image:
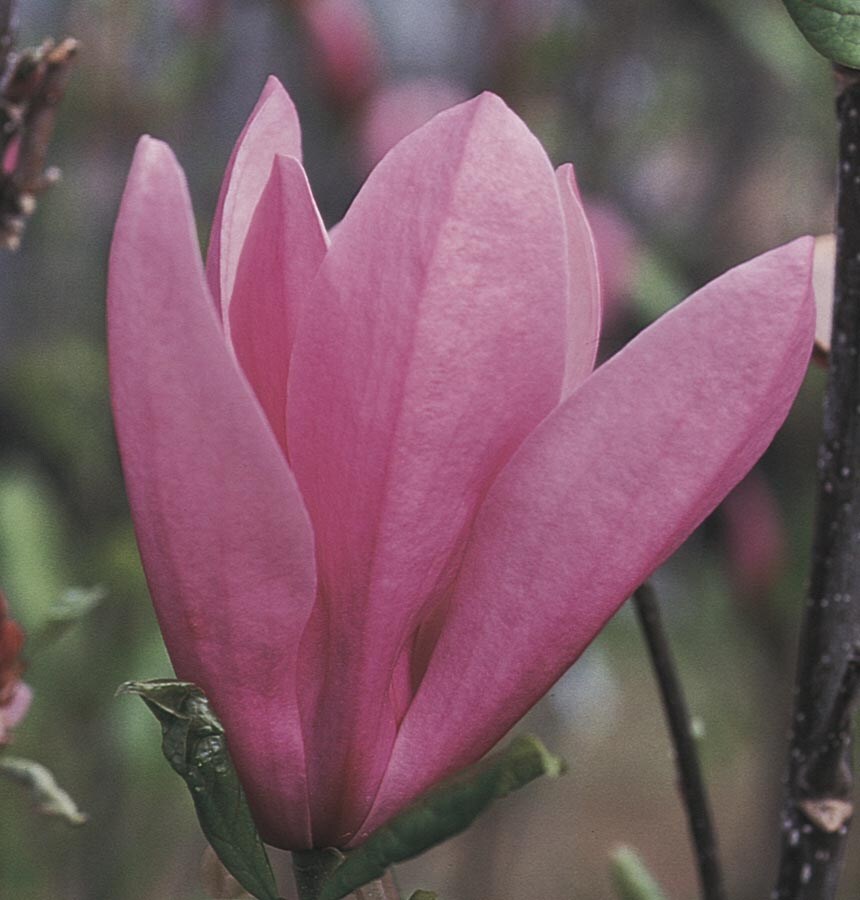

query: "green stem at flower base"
xmin=291 ymin=850 xmax=401 ymax=900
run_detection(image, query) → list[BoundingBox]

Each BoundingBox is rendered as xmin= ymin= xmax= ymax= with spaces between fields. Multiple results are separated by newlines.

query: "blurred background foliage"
xmin=0 ymin=0 xmax=846 ymax=897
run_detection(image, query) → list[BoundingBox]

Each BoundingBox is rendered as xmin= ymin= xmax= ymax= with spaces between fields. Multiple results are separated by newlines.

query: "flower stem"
xmin=291 ymin=850 xmax=401 ymax=900
xmin=292 ymin=849 xmax=342 ymax=900
xmin=633 ymin=583 xmax=725 ymax=900
xmin=772 ymin=64 xmax=860 ymax=900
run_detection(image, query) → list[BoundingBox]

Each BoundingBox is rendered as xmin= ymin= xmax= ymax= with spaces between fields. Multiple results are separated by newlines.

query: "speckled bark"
xmin=774 ymin=65 xmax=860 ymax=900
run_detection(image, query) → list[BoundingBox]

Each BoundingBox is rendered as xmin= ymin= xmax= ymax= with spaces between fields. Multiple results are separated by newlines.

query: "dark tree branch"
xmin=773 ymin=64 xmax=860 ymax=900
xmin=633 ymin=583 xmax=725 ymax=900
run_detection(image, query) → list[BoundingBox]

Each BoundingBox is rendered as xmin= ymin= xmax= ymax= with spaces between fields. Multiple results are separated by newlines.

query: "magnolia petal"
xmin=205 ymin=76 xmax=302 ymax=317
xmin=556 ymin=164 xmax=601 ymax=395
xmin=230 ymin=155 xmax=329 ymax=455
xmin=361 ymin=237 xmax=814 ymax=837
xmin=108 ymin=137 xmax=316 ymax=849
xmin=288 ymin=92 xmax=569 ymax=842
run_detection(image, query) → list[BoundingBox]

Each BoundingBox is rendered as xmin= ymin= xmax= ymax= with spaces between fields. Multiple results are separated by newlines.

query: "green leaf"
xmin=0 ymin=755 xmax=88 ymax=825
xmin=408 ymin=892 xmax=437 ymax=900
xmin=610 ymin=846 xmax=669 ymax=900
xmin=118 ymin=680 xmax=280 ymax=900
xmin=782 ymin=0 xmax=860 ymax=67
xmin=316 ymin=735 xmax=565 ymax=900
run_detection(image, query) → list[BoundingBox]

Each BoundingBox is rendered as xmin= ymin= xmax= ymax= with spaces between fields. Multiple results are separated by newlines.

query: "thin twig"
xmin=772 ymin=64 xmax=860 ymax=900
xmin=0 ymin=0 xmax=16 ymax=76
xmin=0 ymin=28 xmax=77 ymax=249
xmin=633 ymin=583 xmax=725 ymax=900
xmin=14 ymin=38 xmax=78 ymax=186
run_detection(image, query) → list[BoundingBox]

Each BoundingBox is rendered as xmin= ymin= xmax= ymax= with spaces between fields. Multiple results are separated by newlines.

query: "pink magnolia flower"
xmin=108 ymin=78 xmax=814 ymax=851
xmin=0 ymin=593 xmax=31 ymax=745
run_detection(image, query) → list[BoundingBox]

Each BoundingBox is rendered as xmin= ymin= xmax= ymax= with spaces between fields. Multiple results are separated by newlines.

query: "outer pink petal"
xmin=557 ymin=164 xmax=601 ymax=394
xmin=108 ymin=137 xmax=317 ymax=850
xmin=229 ymin=155 xmax=328 ymax=455
xmin=288 ymin=92 xmax=569 ymax=843
xmin=360 ymin=236 xmax=814 ymax=838
xmin=205 ymin=76 xmax=302 ymax=317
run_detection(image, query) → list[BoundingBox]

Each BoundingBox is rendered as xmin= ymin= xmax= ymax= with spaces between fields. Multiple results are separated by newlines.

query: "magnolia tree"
xmin=6 ymin=0 xmax=860 ymax=899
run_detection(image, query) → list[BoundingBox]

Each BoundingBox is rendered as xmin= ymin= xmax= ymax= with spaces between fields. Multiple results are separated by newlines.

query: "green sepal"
xmin=118 ymin=679 xmax=280 ymax=900
xmin=610 ymin=846 xmax=669 ymax=900
xmin=782 ymin=0 xmax=860 ymax=67
xmin=0 ymin=755 xmax=87 ymax=825
xmin=316 ymin=735 xmax=565 ymax=900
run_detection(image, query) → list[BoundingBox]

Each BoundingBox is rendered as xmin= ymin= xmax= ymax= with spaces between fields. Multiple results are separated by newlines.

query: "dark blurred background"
xmin=0 ymin=0 xmax=843 ymax=897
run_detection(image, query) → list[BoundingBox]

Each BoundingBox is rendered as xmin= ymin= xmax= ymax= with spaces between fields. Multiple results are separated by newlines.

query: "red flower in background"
xmin=0 ymin=593 xmax=31 ymax=744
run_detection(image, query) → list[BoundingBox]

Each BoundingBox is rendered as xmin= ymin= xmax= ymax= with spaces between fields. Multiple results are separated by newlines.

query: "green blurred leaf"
xmin=1 ymin=338 xmax=116 ymax=509
xmin=316 ymin=735 xmax=565 ymax=900
xmin=118 ymin=680 xmax=279 ymax=900
xmin=0 ymin=756 xmax=87 ymax=825
xmin=631 ymin=248 xmax=690 ymax=324
xmin=408 ymin=892 xmax=437 ymax=900
xmin=783 ymin=0 xmax=860 ymax=66
xmin=610 ymin=846 xmax=669 ymax=900
xmin=0 ymin=466 xmax=68 ymax=623
xmin=28 ymin=585 xmax=107 ymax=651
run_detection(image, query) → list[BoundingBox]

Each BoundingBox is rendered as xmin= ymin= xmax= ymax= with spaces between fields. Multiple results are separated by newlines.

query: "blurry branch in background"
xmin=610 ymin=845 xmax=669 ymax=900
xmin=0 ymin=586 xmax=100 ymax=831
xmin=200 ymin=845 xmax=254 ymax=900
xmin=0 ymin=0 xmax=77 ymax=250
xmin=0 ymin=755 xmax=87 ymax=825
xmin=633 ymin=583 xmax=725 ymax=900
xmin=774 ymin=63 xmax=860 ymax=900
xmin=27 ymin=585 xmax=107 ymax=654
xmin=0 ymin=1 xmax=14 ymax=73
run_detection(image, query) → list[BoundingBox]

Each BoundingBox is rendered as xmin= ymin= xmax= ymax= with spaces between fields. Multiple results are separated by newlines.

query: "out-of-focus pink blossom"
xmin=359 ymin=77 xmax=470 ymax=172
xmin=0 ymin=593 xmax=31 ymax=745
xmin=172 ymin=0 xmax=227 ymax=32
xmin=484 ymin=0 xmax=562 ymax=40
xmin=108 ymin=78 xmax=815 ymax=850
xmin=299 ymin=0 xmax=381 ymax=107
xmin=2 ymin=137 xmax=19 ymax=175
xmin=722 ymin=473 xmax=786 ymax=597
xmin=583 ymin=199 xmax=638 ymax=329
